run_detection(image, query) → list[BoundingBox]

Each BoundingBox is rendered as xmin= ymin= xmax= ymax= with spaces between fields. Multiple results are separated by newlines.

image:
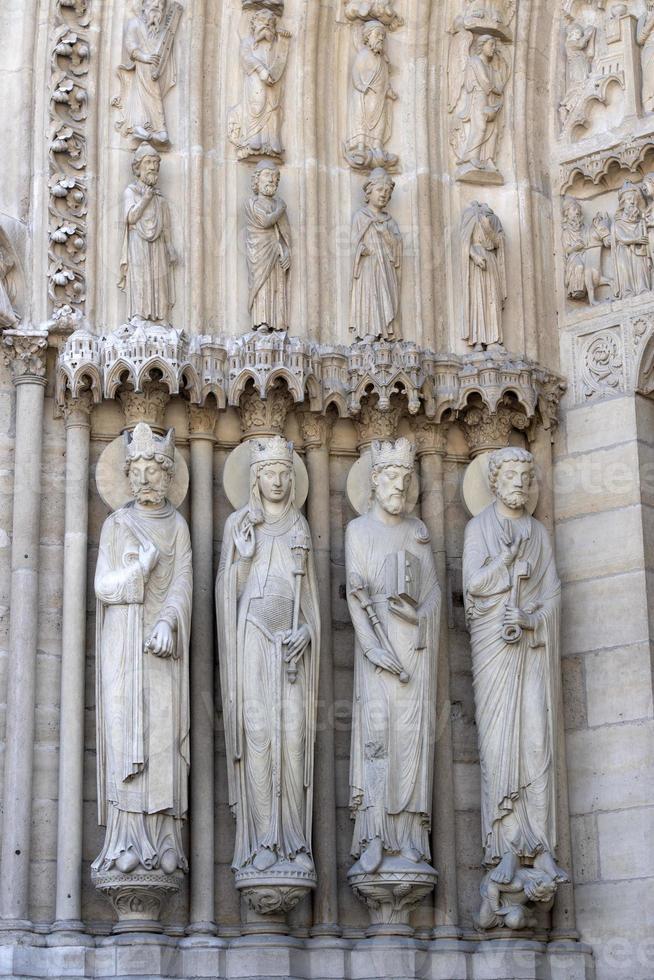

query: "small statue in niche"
xmin=113 ymin=0 xmax=183 ymax=149
xmin=0 ymin=242 xmax=19 ymax=329
xmin=559 ymin=21 xmax=595 ymax=125
xmin=461 ymin=201 xmax=506 ymax=350
xmin=344 ymin=19 xmax=398 ymax=171
xmin=93 ymin=424 xmax=191 ymax=904
xmin=228 ymin=9 xmax=291 ymax=162
xmin=611 ymin=182 xmax=651 ymax=300
xmin=561 ymin=197 xmax=611 ymax=306
xmin=216 ymin=437 xmax=320 ymax=908
xmin=345 ymin=438 xmax=439 ymax=927
xmin=118 ymin=143 xmax=177 ymax=325
xmin=245 ymin=160 xmax=291 ymax=332
xmin=448 ymin=32 xmax=509 ymax=184
xmin=350 ymin=168 xmax=403 ymax=342
xmin=637 ymin=0 xmax=654 ymax=114
xmin=462 ymin=448 xmax=569 ymax=931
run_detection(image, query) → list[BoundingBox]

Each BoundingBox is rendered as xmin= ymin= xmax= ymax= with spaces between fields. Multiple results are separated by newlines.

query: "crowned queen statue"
xmin=345 ymin=437 xmax=440 ymax=934
xmin=216 ymin=436 xmax=321 ymax=921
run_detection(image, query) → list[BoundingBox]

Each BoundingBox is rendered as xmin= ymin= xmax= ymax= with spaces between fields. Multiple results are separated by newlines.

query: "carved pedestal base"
xmin=348 ymin=858 xmax=438 ymax=937
xmin=92 ymin=869 xmax=182 ymax=934
xmin=455 ymin=162 xmax=504 ymax=186
xmin=235 ymin=862 xmax=317 ymax=935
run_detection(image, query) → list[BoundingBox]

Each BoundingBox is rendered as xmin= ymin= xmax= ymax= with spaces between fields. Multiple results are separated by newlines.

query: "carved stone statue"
xmin=350 ymin=169 xmax=403 ymax=342
xmin=92 ymin=424 xmax=192 ymax=928
xmin=344 ymin=0 xmax=404 ymax=31
xmin=228 ymin=10 xmax=290 ymax=162
xmin=345 ymin=438 xmax=439 ymax=932
xmin=461 ymin=201 xmax=506 ymax=349
xmin=462 ymin=448 xmax=569 ymax=931
xmin=118 ymin=144 xmax=177 ymax=325
xmin=245 ymin=161 xmax=291 ymax=332
xmin=448 ymin=32 xmax=509 ymax=184
xmin=561 ymin=197 xmax=611 ymax=306
xmin=113 ymin=0 xmax=183 ymax=149
xmin=344 ymin=20 xmax=398 ymax=172
xmin=611 ymin=182 xmax=651 ymax=300
xmin=477 ymin=864 xmax=557 ymax=931
xmin=216 ymin=437 xmax=320 ymax=916
xmin=637 ymin=1 xmax=654 ymax=113
xmin=0 ymin=243 xmax=19 ymax=329
xmin=559 ymin=21 xmax=595 ymax=125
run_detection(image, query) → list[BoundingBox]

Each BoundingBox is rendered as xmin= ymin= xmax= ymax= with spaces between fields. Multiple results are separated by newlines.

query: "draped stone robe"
xmin=245 ymin=194 xmax=291 ymax=331
xmin=120 ymin=181 xmax=175 ymax=323
xmin=346 ymin=515 xmax=440 ymax=861
xmin=463 ymin=503 xmax=560 ymax=867
xmin=458 ymin=53 xmax=507 ymax=168
xmin=120 ymin=15 xmax=176 ymax=139
xmin=350 ymin=204 xmax=402 ymax=340
xmin=217 ymin=505 xmax=320 ymax=869
xmin=93 ymin=501 xmax=192 ymax=873
xmin=461 ymin=207 xmax=506 ymax=347
xmin=347 ymin=44 xmax=393 ymax=154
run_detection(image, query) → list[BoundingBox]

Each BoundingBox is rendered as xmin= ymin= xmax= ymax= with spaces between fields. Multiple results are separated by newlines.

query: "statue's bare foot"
xmin=252 ymin=848 xmax=277 ymax=872
xmin=160 ymin=848 xmax=178 ymax=874
xmin=115 ymin=849 xmax=140 ymax=874
xmin=401 ymin=847 xmax=423 ymax=864
xmin=293 ymin=851 xmax=314 ymax=872
xmin=359 ymin=837 xmax=383 ymax=874
xmin=490 ymin=851 xmax=517 ymax=885
xmin=534 ymin=850 xmax=569 ymax=883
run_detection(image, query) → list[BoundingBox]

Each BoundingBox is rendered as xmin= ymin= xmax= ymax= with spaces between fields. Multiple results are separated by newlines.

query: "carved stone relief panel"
xmin=49 ymin=0 xmax=91 ymax=316
xmin=112 ymin=0 xmax=183 ymax=150
xmin=228 ymin=9 xmax=291 ymax=163
xmin=563 ymin=314 xmax=652 ymax=403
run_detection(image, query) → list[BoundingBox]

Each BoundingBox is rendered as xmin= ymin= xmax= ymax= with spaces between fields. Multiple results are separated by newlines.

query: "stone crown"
xmin=125 ymin=422 xmax=175 ymax=463
xmin=250 ymin=435 xmax=294 ymax=466
xmin=370 ymin=436 xmax=415 ymax=470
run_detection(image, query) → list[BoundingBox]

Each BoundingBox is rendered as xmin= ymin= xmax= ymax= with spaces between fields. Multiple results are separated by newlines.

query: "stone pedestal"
xmin=348 ymin=859 xmax=438 ymax=937
xmin=91 ymin=870 xmax=182 ymax=935
xmin=235 ymin=864 xmax=317 ymax=935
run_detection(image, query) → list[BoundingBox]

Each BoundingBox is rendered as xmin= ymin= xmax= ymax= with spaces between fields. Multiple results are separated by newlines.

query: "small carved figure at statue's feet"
xmin=490 ymin=850 xmax=517 ymax=884
xmin=115 ymin=849 xmax=140 ymax=874
xmin=252 ymin=847 xmax=277 ymax=872
xmin=401 ymin=846 xmax=423 ymax=864
xmin=534 ymin=850 xmax=569 ymax=883
xmin=359 ymin=837 xmax=383 ymax=874
xmin=160 ymin=848 xmax=178 ymax=874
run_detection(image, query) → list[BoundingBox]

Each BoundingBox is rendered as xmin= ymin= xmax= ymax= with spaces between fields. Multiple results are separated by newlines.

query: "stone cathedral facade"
xmin=0 ymin=0 xmax=652 ymax=978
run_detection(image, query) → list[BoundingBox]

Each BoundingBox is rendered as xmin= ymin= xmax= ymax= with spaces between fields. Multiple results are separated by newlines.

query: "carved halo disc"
xmin=223 ymin=440 xmax=309 ymax=511
xmin=95 ymin=436 xmax=190 ymax=512
xmin=346 ymin=451 xmax=420 ymax=517
xmin=462 ymin=451 xmax=539 ymax=518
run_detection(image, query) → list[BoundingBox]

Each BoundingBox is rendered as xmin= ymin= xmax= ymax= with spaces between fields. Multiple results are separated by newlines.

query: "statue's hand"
xmin=284 ymin=624 xmax=311 ymax=663
xmin=234 ymin=515 xmax=256 ymax=559
xmin=388 ymin=595 xmax=419 ymax=626
xmin=365 ymin=646 xmax=405 ymax=677
xmin=167 ymin=247 xmax=178 ymax=266
xmin=499 ymin=528 xmax=522 ymax=566
xmin=146 ymin=621 xmax=176 ymax=658
xmin=504 ymin=605 xmax=534 ymax=631
xmin=139 ymin=541 xmax=159 ymax=579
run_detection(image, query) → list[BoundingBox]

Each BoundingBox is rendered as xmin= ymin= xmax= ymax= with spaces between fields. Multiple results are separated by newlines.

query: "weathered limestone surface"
xmin=0 ymin=0 xmax=651 ymax=978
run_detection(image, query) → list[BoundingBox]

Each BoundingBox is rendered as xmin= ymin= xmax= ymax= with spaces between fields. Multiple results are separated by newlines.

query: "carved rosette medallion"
xmin=580 ymin=330 xmax=624 ymax=399
xmin=119 ymin=381 xmax=169 ymax=431
xmin=92 ymin=869 xmax=182 ymax=935
xmin=458 ymin=401 xmax=529 ymax=456
xmin=238 ymin=382 xmax=294 ymax=438
xmin=3 ymin=331 xmax=49 ymax=385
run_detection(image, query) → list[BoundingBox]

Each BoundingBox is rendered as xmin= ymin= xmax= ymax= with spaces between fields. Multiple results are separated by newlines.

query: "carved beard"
xmin=495 ymin=485 xmax=529 ymax=511
xmin=145 ymin=5 xmax=163 ymax=32
xmin=139 ymin=168 xmax=159 ymax=187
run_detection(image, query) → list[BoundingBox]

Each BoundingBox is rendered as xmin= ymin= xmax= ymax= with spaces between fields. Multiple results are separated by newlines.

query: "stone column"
xmin=0 ymin=330 xmax=48 ymax=930
xmin=186 ymin=404 xmax=218 ymax=937
xmin=53 ymin=389 xmax=94 ymax=936
xmin=413 ymin=419 xmax=461 ymax=940
xmin=299 ymin=413 xmax=340 ymax=937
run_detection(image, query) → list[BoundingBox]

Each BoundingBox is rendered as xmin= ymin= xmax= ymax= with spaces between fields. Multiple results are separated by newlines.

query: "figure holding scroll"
xmin=346 ymin=438 xmax=440 ymax=877
xmin=114 ymin=0 xmax=183 ymax=149
xmin=462 ymin=447 xmax=568 ymax=929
